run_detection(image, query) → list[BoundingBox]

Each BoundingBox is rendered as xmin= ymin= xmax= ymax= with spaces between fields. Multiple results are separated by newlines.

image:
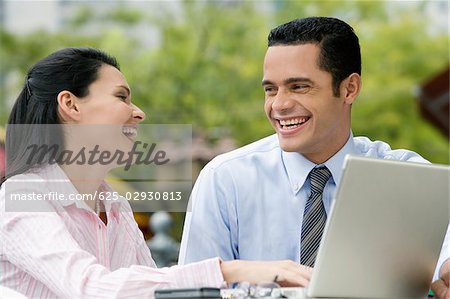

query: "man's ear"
xmin=341 ymin=73 xmax=361 ymax=105
xmin=57 ymin=90 xmax=81 ymax=123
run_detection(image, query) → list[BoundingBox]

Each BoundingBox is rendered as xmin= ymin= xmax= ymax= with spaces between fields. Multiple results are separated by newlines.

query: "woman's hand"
xmin=220 ymin=260 xmax=312 ymax=287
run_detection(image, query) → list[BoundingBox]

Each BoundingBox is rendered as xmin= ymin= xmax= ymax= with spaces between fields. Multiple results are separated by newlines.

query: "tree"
xmin=1 ymin=1 xmax=448 ymax=240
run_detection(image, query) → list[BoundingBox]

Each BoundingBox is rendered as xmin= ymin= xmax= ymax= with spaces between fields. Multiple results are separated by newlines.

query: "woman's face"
xmin=69 ymin=64 xmax=146 ymax=163
xmin=77 ymin=63 xmax=145 ymax=126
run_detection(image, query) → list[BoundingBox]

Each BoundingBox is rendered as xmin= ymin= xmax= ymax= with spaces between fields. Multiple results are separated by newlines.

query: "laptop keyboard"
xmin=220 ymin=287 xmax=307 ymax=298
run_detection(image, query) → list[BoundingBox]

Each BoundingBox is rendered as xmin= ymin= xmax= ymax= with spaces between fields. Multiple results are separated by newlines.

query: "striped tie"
xmin=300 ymin=166 xmax=332 ymax=267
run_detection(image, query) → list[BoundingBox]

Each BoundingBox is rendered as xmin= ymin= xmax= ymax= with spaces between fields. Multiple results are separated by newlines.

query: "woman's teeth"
xmin=122 ymin=126 xmax=137 ymax=138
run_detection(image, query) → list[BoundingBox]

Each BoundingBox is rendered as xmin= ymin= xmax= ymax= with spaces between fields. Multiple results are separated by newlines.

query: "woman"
xmin=0 ymin=47 xmax=311 ymax=298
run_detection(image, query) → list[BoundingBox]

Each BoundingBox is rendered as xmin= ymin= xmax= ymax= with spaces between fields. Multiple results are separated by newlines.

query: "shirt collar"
xmin=322 ymin=132 xmax=355 ymax=188
xmin=281 ymin=131 xmax=356 ymax=194
xmin=41 ymin=164 xmax=123 ymax=214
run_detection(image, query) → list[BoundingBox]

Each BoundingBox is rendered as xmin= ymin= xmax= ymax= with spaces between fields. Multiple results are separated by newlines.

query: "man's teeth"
xmin=122 ymin=127 xmax=137 ymax=137
xmin=279 ymin=117 xmax=308 ymax=128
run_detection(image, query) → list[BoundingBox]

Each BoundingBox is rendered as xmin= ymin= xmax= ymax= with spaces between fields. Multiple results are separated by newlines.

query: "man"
xmin=179 ymin=17 xmax=449 ymax=291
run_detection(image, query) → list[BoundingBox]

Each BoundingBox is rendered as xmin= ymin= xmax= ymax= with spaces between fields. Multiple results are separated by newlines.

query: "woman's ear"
xmin=57 ymin=90 xmax=81 ymax=123
xmin=341 ymin=73 xmax=361 ymax=105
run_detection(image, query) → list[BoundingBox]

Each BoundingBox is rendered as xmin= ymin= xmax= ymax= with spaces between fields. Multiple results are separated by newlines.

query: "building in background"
xmin=417 ymin=66 xmax=450 ymax=139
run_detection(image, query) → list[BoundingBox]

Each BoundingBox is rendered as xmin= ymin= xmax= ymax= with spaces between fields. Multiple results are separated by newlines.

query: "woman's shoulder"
xmin=0 ymin=166 xmax=58 ymax=213
xmin=4 ymin=164 xmax=60 ymax=183
xmin=1 ymin=166 xmax=49 ymax=192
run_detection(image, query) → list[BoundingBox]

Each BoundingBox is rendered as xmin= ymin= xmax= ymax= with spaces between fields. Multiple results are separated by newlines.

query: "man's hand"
xmin=432 ymin=260 xmax=450 ymax=299
xmin=220 ymin=260 xmax=312 ymax=287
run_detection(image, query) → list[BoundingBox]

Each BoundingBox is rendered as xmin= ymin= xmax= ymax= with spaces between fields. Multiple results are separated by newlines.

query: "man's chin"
xmin=278 ymin=139 xmax=303 ymax=153
xmin=274 ymin=130 xmax=298 ymax=149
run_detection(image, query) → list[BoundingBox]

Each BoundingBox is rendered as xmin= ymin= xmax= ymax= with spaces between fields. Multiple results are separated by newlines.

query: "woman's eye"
xmin=117 ymin=95 xmax=128 ymax=101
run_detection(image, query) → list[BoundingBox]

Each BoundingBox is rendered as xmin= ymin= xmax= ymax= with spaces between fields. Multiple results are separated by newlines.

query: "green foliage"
xmin=106 ymin=7 xmax=143 ymax=25
xmin=137 ymin=1 xmax=268 ymax=139
xmin=1 ymin=0 xmax=448 ymax=163
xmin=69 ymin=6 xmax=95 ymax=27
xmin=1 ymin=0 xmax=448 ymax=242
xmin=352 ymin=3 xmax=449 ymax=164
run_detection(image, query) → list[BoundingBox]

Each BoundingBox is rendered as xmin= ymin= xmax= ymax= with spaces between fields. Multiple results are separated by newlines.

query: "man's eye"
xmin=117 ymin=95 xmax=128 ymax=101
xmin=264 ymin=87 xmax=277 ymax=95
xmin=292 ymin=85 xmax=309 ymax=91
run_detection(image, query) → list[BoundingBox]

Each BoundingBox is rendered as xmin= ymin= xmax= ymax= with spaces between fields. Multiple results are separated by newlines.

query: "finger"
xmin=444 ymin=272 xmax=450 ymax=284
xmin=275 ymin=261 xmax=313 ymax=286
xmin=302 ymin=265 xmax=313 ymax=274
xmin=292 ymin=267 xmax=313 ymax=286
xmin=442 ymin=272 xmax=450 ymax=299
xmin=297 ymin=265 xmax=313 ymax=280
xmin=431 ymin=279 xmax=448 ymax=299
xmin=280 ymin=261 xmax=313 ymax=280
xmin=278 ymin=271 xmax=310 ymax=287
xmin=300 ymin=268 xmax=312 ymax=281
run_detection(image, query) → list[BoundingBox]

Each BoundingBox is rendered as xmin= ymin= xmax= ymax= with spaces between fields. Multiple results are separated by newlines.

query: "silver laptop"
xmin=285 ymin=155 xmax=449 ymax=298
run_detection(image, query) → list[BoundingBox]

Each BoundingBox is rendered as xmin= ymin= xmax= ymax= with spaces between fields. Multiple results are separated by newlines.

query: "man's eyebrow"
xmin=261 ymin=80 xmax=274 ymax=86
xmin=284 ymin=77 xmax=314 ymax=85
xmin=261 ymin=77 xmax=314 ymax=86
xmin=116 ymin=85 xmax=131 ymax=96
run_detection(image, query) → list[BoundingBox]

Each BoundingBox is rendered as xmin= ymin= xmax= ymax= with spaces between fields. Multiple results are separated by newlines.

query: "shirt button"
xmin=293 ymin=183 xmax=298 ymax=190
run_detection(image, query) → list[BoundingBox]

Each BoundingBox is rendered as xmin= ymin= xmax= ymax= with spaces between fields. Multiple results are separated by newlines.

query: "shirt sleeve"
xmin=0 ymin=186 xmax=224 ymax=298
xmin=179 ymin=165 xmax=238 ymax=265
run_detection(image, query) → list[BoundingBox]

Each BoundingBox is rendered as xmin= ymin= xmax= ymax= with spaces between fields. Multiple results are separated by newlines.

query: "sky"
xmin=2 ymin=0 xmax=448 ymax=36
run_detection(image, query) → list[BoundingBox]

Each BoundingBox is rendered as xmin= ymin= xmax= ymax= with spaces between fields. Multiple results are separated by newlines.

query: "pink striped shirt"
xmin=0 ymin=164 xmax=224 ymax=298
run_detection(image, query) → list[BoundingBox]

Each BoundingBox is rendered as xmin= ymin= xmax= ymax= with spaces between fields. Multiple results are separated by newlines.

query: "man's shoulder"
xmin=206 ymin=134 xmax=280 ymax=169
xmin=353 ymin=136 xmax=429 ymax=163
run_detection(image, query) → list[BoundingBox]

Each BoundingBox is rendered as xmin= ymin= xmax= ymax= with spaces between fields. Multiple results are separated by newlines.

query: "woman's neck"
xmin=59 ymin=163 xmax=108 ymax=212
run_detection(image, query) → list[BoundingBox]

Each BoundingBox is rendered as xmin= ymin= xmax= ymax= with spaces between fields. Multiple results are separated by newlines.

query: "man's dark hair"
xmin=268 ymin=17 xmax=361 ymax=96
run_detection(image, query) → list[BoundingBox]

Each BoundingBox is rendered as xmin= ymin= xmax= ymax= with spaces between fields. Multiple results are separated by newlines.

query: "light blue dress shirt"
xmin=179 ymin=132 xmax=448 ymax=280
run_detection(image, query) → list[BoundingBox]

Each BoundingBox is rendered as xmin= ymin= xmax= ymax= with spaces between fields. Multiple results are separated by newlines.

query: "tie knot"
xmin=309 ymin=166 xmax=332 ymax=193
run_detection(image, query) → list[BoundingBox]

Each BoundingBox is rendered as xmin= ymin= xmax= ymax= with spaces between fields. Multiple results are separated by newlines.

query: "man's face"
xmin=263 ymin=43 xmax=353 ymax=164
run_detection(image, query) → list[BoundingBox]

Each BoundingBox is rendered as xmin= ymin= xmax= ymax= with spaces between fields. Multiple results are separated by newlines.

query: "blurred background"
xmin=0 ymin=0 xmax=448 ymax=265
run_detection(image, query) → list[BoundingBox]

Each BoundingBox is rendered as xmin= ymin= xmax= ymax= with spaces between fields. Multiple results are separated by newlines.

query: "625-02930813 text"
xmin=119 ymin=191 xmax=182 ymax=201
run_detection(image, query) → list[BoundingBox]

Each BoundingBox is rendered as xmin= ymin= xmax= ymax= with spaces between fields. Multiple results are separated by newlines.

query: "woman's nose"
xmin=132 ymin=104 xmax=146 ymax=122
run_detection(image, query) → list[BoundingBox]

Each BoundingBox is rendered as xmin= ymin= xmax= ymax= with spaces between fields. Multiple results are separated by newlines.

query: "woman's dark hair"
xmin=2 ymin=47 xmax=119 ymax=184
xmin=268 ymin=17 xmax=361 ymax=96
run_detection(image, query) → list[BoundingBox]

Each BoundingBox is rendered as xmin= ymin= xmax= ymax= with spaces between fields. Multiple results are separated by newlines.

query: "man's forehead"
xmin=263 ymin=44 xmax=322 ymax=73
xmin=264 ymin=43 xmax=320 ymax=61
